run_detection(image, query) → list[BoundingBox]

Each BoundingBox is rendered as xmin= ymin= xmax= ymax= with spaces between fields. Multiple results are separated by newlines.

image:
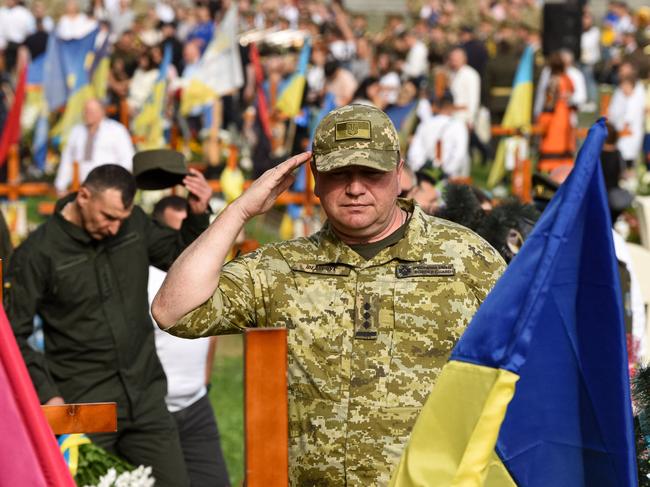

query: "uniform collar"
xmin=53 ymin=192 xmax=93 ymax=244
xmin=310 ymin=198 xmax=427 ymax=268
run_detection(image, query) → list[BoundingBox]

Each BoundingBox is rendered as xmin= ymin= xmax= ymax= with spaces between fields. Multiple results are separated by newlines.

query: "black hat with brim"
xmin=133 ymin=149 xmax=188 ymax=190
xmin=532 ymin=172 xmax=560 ymax=212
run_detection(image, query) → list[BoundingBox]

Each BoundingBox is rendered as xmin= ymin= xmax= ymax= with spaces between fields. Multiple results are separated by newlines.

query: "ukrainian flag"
xmin=132 ymin=44 xmax=172 ymax=150
xmin=487 ymin=46 xmax=533 ymax=188
xmin=391 ymin=119 xmax=637 ymax=486
xmin=180 ymin=4 xmax=243 ymax=115
xmin=275 ymin=38 xmax=311 ymax=118
xmin=50 ymin=29 xmax=100 ymax=146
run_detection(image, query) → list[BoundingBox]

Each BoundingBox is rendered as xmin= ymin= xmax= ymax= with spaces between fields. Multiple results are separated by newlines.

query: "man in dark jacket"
xmin=4 ymin=164 xmax=212 ymax=486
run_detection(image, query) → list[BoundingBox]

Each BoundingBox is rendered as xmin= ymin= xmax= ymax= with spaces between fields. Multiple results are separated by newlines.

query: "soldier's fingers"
xmin=273 ymin=152 xmax=311 ymax=178
xmin=272 ymin=173 xmax=296 ymax=197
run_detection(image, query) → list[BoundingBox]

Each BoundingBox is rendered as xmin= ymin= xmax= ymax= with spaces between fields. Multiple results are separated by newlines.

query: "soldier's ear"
xmin=311 ymin=161 xmax=322 ymax=198
xmin=77 ymin=186 xmax=92 ymax=206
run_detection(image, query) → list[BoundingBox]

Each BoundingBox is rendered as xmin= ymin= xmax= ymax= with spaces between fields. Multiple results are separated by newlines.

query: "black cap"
xmin=133 ymin=149 xmax=188 ymax=190
xmin=532 ymin=173 xmax=559 ymax=212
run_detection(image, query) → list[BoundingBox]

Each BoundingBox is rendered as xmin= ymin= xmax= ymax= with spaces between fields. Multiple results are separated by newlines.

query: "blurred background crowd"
xmin=0 ymin=0 xmax=648 ymax=198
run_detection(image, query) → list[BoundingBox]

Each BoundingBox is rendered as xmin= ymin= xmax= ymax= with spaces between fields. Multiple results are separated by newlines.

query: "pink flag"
xmin=0 ymin=304 xmax=75 ymax=486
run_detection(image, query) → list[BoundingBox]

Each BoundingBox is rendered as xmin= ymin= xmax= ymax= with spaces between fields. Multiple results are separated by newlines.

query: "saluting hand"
xmin=183 ymin=168 xmax=213 ymax=215
xmin=231 ymin=152 xmax=311 ymax=221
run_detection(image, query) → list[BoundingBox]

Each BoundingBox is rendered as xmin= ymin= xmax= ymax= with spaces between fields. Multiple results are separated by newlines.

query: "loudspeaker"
xmin=542 ymin=1 xmax=584 ymax=60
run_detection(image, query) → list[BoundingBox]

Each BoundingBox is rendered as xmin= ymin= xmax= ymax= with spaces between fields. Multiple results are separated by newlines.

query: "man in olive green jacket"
xmin=4 ymin=164 xmax=212 ymax=487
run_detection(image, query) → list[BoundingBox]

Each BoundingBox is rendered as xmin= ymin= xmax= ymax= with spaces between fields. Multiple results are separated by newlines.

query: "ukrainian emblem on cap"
xmin=335 ymin=121 xmax=371 ymax=141
xmin=312 ymin=104 xmax=400 ymax=173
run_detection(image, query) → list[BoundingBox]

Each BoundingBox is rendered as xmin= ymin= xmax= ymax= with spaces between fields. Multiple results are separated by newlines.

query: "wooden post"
xmin=227 ymin=143 xmax=238 ymax=170
xmin=7 ymin=144 xmax=19 ymax=200
xmin=41 ymin=402 xmax=118 ymax=435
xmin=119 ymin=97 xmax=129 ymax=129
xmin=244 ymin=328 xmax=288 ymax=487
xmin=71 ymin=161 xmax=80 ymax=192
xmin=511 ymin=141 xmax=521 ymax=201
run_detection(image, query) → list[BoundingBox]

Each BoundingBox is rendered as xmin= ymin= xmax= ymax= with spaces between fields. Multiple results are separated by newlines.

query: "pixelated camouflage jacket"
xmin=168 ymin=199 xmax=506 ymax=486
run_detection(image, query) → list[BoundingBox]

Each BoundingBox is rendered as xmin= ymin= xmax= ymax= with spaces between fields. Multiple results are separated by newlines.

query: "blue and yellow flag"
xmin=49 ymin=29 xmax=101 ymax=146
xmin=487 ymin=46 xmax=534 ymax=188
xmin=132 ymin=44 xmax=172 ymax=150
xmin=391 ymin=119 xmax=637 ymax=486
xmin=275 ymin=38 xmax=311 ymax=118
xmin=180 ymin=4 xmax=243 ymax=115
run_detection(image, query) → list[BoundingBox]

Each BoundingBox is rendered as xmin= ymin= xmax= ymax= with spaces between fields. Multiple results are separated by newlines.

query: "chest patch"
xmin=396 ymin=263 xmax=455 ymax=278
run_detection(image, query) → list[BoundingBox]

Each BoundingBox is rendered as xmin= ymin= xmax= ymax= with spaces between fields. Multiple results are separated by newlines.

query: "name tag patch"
xmin=396 ymin=264 xmax=455 ymax=278
xmin=291 ymin=263 xmax=351 ymax=276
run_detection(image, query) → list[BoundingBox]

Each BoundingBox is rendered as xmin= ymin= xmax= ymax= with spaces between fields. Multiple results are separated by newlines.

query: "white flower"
xmin=82 ymin=465 xmax=155 ymax=487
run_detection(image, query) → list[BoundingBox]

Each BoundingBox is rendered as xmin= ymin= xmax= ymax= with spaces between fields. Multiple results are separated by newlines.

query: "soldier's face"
xmin=314 ymin=162 xmax=402 ymax=240
xmin=77 ymin=187 xmax=133 ymax=240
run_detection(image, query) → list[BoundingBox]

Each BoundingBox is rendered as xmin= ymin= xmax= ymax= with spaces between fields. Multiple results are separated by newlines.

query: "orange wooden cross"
xmin=244 ymin=328 xmax=289 ymax=486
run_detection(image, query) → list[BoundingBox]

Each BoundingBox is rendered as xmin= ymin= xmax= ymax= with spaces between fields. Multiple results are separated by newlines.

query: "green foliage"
xmin=633 ymin=367 xmax=650 ymax=486
xmin=74 ymin=443 xmax=134 ymax=487
xmin=209 ymin=336 xmax=245 ymax=486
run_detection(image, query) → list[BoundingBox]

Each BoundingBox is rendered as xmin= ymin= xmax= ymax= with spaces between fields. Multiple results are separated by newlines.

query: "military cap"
xmin=531 ymin=172 xmax=559 ymax=212
xmin=133 ymin=149 xmax=188 ymax=190
xmin=312 ymin=104 xmax=400 ymax=173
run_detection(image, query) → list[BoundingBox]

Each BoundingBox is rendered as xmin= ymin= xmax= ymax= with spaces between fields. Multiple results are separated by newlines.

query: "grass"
xmin=209 ymin=334 xmax=245 ymax=486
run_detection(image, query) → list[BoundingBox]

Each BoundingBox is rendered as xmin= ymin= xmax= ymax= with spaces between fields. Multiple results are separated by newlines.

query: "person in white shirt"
xmin=55 ymin=99 xmax=134 ymax=193
xmin=608 ymin=75 xmax=646 ymax=167
xmin=612 ymin=229 xmax=647 ymax=368
xmin=580 ymin=10 xmax=601 ymax=109
xmin=447 ymin=47 xmax=487 ymax=165
xmin=0 ymin=0 xmax=35 ymax=43
xmin=148 ymin=195 xmax=229 ymax=487
xmin=0 ymin=0 xmax=35 ymax=70
xmin=447 ymin=47 xmax=480 ymax=127
xmin=377 ymin=51 xmax=401 ymax=106
xmin=56 ymin=0 xmax=98 ymax=40
xmin=401 ymin=31 xmax=429 ymax=81
xmin=408 ymin=92 xmax=470 ymax=178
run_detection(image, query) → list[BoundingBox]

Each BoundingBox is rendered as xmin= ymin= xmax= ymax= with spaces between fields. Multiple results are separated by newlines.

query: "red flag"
xmin=0 ymin=65 xmax=27 ymax=166
xmin=0 ymin=304 xmax=75 ymax=486
xmin=249 ymin=43 xmax=272 ymax=141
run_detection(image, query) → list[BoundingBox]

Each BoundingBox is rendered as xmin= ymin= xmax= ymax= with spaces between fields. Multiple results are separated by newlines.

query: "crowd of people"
xmin=1 ymin=0 xmax=650 ymax=485
xmin=0 ymin=0 xmax=647 ymax=189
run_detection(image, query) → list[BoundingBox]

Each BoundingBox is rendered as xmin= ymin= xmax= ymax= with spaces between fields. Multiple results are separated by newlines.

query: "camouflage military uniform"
xmin=168 ymin=199 xmax=505 ymax=485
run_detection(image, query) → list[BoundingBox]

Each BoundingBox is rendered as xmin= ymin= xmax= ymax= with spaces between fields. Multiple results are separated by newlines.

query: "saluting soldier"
xmin=153 ymin=104 xmax=506 ymax=485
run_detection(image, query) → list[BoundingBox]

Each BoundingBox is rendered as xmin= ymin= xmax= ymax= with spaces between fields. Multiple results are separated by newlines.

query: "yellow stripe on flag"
xmin=390 ymin=361 xmax=518 ymax=487
xmin=180 ymin=79 xmax=217 ymax=116
xmin=132 ymin=81 xmax=167 ymax=149
xmin=52 ymin=84 xmax=95 ymax=148
xmin=91 ymin=57 xmax=110 ymax=101
xmin=487 ymin=81 xmax=533 ymax=188
xmin=275 ymin=75 xmax=306 ymax=118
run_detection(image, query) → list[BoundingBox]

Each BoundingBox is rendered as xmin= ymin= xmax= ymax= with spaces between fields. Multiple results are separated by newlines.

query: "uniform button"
xmin=363 ymin=311 xmax=370 ymax=319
